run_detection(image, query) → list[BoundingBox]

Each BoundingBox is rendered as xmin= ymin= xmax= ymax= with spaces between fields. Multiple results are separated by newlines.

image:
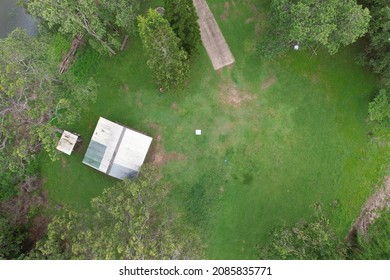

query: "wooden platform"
xmin=193 ymin=0 xmax=235 ymax=70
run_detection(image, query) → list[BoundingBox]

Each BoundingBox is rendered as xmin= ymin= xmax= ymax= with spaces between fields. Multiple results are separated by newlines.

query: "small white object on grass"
xmin=294 ymin=44 xmax=299 ymax=51
xmin=195 ymin=129 xmax=202 ymax=135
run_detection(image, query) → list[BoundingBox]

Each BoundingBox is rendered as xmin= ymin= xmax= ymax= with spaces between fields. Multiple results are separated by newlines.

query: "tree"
xmin=29 ymin=167 xmax=203 ymax=260
xmin=369 ymin=89 xmax=390 ymax=127
xmin=259 ymin=0 xmax=370 ymax=56
xmin=0 ymin=29 xmax=96 ymax=185
xmin=364 ymin=0 xmax=390 ymax=87
xmin=138 ymin=9 xmax=189 ymax=92
xmin=164 ymin=0 xmax=201 ymax=57
xmin=26 ymin=0 xmax=140 ymax=55
xmin=0 ymin=215 xmax=24 ymax=259
xmin=259 ymin=204 xmax=347 ymax=260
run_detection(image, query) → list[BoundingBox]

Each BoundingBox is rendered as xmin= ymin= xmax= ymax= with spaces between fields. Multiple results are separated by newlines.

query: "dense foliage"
xmin=29 ymin=168 xmax=203 ymax=259
xmin=0 ymin=215 xmax=24 ymax=259
xmin=138 ymin=9 xmax=189 ymax=91
xmin=0 ymin=30 xmax=96 ymax=186
xmin=364 ymin=0 xmax=390 ymax=128
xmin=260 ymin=204 xmax=348 ymax=260
xmin=364 ymin=0 xmax=390 ymax=87
xmin=164 ymin=0 xmax=201 ymax=57
xmin=258 ymin=0 xmax=370 ymax=57
xmin=369 ymin=89 xmax=390 ymax=126
xmin=26 ymin=0 xmax=140 ymax=55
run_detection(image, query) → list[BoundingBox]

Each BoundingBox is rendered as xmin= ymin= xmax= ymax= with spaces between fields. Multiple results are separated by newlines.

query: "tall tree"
xmin=363 ymin=0 xmax=390 ymax=129
xmin=26 ymin=0 xmax=140 ymax=55
xmin=365 ymin=0 xmax=390 ymax=87
xmin=29 ymin=168 xmax=203 ymax=259
xmin=138 ymin=9 xmax=189 ymax=92
xmin=369 ymin=89 xmax=390 ymax=128
xmin=164 ymin=0 xmax=201 ymax=57
xmin=259 ymin=0 xmax=370 ymax=56
xmin=259 ymin=204 xmax=347 ymax=260
xmin=0 ymin=215 xmax=24 ymax=260
xmin=0 ymin=29 xmax=96 ymax=186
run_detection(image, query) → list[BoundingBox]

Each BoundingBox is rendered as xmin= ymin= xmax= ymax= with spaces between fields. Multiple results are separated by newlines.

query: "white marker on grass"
xmin=195 ymin=129 xmax=202 ymax=135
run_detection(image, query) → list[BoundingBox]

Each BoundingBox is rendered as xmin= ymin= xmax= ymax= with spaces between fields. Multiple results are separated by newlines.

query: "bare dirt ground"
xmin=219 ymin=82 xmax=255 ymax=107
xmin=0 ymin=182 xmax=48 ymax=225
xmin=193 ymin=0 xmax=235 ymax=70
xmin=347 ymin=176 xmax=390 ymax=240
xmin=148 ymin=123 xmax=187 ymax=166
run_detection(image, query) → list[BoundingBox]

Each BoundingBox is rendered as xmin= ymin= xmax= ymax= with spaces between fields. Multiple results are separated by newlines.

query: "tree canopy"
xmin=363 ymin=0 xmax=390 ymax=129
xmin=26 ymin=0 xmax=140 ymax=55
xmin=138 ymin=9 xmax=189 ymax=91
xmin=260 ymin=204 xmax=348 ymax=260
xmin=0 ymin=29 xmax=96 ymax=186
xmin=0 ymin=215 xmax=24 ymax=260
xmin=164 ymin=0 xmax=201 ymax=57
xmin=259 ymin=0 xmax=370 ymax=56
xmin=29 ymin=168 xmax=203 ymax=260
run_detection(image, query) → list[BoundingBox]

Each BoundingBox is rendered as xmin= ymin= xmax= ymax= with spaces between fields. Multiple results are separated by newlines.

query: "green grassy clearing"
xmin=39 ymin=0 xmax=388 ymax=259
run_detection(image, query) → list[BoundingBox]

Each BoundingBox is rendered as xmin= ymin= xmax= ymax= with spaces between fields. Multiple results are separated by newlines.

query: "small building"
xmin=56 ymin=130 xmax=79 ymax=155
xmin=82 ymin=117 xmax=152 ymax=180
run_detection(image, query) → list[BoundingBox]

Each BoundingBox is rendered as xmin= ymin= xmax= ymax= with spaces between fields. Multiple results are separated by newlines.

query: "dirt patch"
xmin=171 ymin=103 xmax=178 ymax=110
xmin=148 ymin=123 xmax=186 ymax=167
xmin=260 ymin=76 xmax=277 ymax=90
xmin=219 ymin=82 xmax=255 ymax=107
xmin=347 ymin=176 xmax=390 ymax=240
xmin=0 ymin=187 xmax=48 ymax=226
xmin=221 ymin=2 xmax=230 ymax=21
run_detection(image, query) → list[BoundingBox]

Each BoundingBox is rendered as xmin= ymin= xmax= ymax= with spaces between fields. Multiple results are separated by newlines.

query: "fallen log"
xmin=120 ymin=35 xmax=129 ymax=51
xmin=59 ymin=34 xmax=84 ymax=74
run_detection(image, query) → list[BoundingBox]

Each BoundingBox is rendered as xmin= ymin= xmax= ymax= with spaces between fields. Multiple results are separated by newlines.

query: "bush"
xmin=369 ymin=89 xmax=390 ymax=127
xmin=354 ymin=209 xmax=390 ymax=259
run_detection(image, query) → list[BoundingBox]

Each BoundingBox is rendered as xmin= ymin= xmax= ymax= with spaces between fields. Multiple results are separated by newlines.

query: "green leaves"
xmin=138 ymin=9 xmax=189 ymax=92
xmin=0 ymin=29 xmax=96 ymax=183
xmin=369 ymin=90 xmax=390 ymax=127
xmin=260 ymin=0 xmax=370 ymax=56
xmin=164 ymin=0 xmax=201 ymax=57
xmin=27 ymin=0 xmax=140 ymax=55
xmin=260 ymin=204 xmax=348 ymax=260
xmin=0 ymin=216 xmax=24 ymax=259
xmin=29 ymin=167 xmax=203 ymax=259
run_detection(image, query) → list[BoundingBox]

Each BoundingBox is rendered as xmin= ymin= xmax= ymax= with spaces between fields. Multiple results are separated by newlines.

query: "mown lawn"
xmin=39 ymin=0 xmax=388 ymax=259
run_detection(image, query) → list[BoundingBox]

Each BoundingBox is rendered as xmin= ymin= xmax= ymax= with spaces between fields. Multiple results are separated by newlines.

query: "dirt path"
xmin=193 ymin=0 xmax=235 ymax=70
xmin=347 ymin=176 xmax=390 ymax=240
xmin=148 ymin=123 xmax=186 ymax=166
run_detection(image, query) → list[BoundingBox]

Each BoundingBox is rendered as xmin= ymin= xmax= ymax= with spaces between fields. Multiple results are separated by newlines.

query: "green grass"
xmin=40 ymin=0 xmax=389 ymax=259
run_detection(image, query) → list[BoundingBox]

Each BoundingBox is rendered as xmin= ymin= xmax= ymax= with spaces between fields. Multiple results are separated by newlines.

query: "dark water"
xmin=0 ymin=0 xmax=37 ymax=38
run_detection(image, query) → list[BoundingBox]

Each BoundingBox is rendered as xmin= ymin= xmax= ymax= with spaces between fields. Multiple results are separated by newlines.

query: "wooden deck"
xmin=193 ymin=0 xmax=235 ymax=70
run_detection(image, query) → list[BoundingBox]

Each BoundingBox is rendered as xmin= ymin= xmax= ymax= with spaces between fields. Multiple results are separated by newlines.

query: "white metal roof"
xmin=82 ymin=117 xmax=152 ymax=180
xmin=56 ymin=130 xmax=78 ymax=155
